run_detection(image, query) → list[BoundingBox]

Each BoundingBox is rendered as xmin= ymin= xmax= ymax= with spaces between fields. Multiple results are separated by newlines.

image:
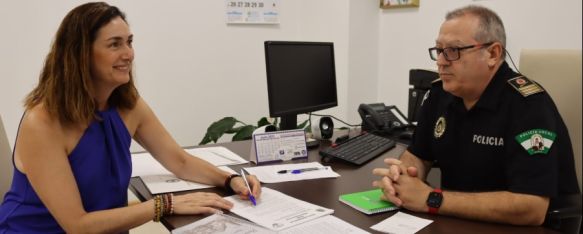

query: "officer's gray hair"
xmin=446 ymin=5 xmax=506 ymax=59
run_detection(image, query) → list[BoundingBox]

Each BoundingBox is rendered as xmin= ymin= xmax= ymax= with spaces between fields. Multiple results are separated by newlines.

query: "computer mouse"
xmin=398 ymin=131 xmax=414 ymax=140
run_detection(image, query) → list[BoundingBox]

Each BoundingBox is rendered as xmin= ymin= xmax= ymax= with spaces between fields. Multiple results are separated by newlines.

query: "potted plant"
xmin=199 ymin=117 xmax=310 ymax=145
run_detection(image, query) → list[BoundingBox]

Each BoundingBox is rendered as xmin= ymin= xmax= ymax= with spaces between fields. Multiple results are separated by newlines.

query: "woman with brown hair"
xmin=0 ymin=2 xmax=261 ymax=233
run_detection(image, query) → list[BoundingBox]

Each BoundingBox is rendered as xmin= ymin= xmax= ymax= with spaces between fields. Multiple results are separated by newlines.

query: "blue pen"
xmin=240 ymin=169 xmax=257 ymax=206
xmin=277 ymin=167 xmax=328 ymax=174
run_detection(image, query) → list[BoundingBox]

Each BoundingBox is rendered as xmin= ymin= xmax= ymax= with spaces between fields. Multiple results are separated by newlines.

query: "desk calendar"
xmin=250 ymin=129 xmax=308 ymax=164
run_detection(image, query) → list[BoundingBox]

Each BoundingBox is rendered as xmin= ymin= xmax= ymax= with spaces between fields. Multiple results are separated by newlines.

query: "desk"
xmin=129 ymin=137 xmax=559 ymax=234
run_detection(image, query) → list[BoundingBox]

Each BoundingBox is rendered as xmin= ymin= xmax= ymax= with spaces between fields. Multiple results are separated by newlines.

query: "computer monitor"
xmin=264 ymin=41 xmax=338 ymax=130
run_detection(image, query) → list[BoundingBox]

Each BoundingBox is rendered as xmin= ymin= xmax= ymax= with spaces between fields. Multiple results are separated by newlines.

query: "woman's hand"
xmin=230 ymin=175 xmax=262 ymax=201
xmin=172 ymin=192 xmax=234 ymax=215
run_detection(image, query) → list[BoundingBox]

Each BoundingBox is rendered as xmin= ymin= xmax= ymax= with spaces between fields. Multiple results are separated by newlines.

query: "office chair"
xmin=519 ymin=49 xmax=582 ymax=233
xmin=407 ymin=69 xmax=442 ymax=187
xmin=408 ymin=69 xmax=438 ymax=123
xmin=1 ymin=114 xmax=13 ymax=196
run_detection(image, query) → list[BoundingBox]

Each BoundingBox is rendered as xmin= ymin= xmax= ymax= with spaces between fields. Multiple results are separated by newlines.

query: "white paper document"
xmin=224 ymin=187 xmax=334 ymax=231
xmin=278 ymin=215 xmax=370 ymax=234
xmin=243 ymin=162 xmax=339 ymax=183
xmin=185 ymin=146 xmax=248 ymax=166
xmin=172 ymin=213 xmax=273 ymax=234
xmin=173 ymin=213 xmax=369 ymax=234
xmin=131 ymin=152 xmax=171 ymax=177
xmin=131 ymin=146 xmax=247 ymax=177
xmin=370 ymin=212 xmax=433 ymax=234
xmin=141 ymin=166 xmax=237 ymax=194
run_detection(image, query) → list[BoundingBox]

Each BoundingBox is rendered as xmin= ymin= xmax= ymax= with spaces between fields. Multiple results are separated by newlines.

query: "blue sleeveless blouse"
xmin=0 ymin=107 xmax=132 ymax=233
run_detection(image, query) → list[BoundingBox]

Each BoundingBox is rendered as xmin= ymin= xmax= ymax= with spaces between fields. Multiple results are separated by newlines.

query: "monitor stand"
xmin=279 ymin=114 xmax=298 ymax=130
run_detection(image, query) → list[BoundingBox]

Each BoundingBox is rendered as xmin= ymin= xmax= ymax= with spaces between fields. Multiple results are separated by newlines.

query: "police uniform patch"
xmin=515 ymin=129 xmax=556 ymax=155
xmin=434 ymin=116 xmax=446 ymax=138
xmin=507 ymin=76 xmax=543 ymax=97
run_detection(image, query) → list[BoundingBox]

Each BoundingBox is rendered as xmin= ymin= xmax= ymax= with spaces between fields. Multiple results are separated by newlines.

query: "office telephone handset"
xmin=358 ymin=103 xmax=410 ymax=135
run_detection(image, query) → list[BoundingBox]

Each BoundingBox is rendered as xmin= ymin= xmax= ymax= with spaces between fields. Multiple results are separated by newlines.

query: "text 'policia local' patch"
xmin=515 ymin=129 xmax=556 ymax=155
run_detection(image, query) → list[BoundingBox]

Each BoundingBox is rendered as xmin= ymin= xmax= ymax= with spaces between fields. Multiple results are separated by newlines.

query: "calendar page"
xmin=250 ymin=129 xmax=308 ymax=164
xmin=225 ymin=0 xmax=279 ymax=24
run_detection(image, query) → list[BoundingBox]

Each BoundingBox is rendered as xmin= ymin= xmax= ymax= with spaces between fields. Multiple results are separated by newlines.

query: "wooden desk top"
xmin=129 ymin=133 xmax=559 ymax=234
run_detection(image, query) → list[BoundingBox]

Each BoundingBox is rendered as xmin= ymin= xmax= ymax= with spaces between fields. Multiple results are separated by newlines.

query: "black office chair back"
xmin=544 ymin=193 xmax=582 ymax=233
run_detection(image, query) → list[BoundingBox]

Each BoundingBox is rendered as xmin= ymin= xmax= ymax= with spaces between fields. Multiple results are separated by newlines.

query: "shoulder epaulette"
xmin=507 ymin=76 xmax=544 ymax=97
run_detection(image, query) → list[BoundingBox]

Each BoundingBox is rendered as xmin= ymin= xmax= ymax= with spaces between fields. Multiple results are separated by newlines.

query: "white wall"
xmin=347 ymin=0 xmax=381 ymax=124
xmin=378 ymin=0 xmax=583 ymax=112
xmin=0 ymin=0 xmax=353 ymax=152
xmin=1 ymin=0 xmax=581 ymax=153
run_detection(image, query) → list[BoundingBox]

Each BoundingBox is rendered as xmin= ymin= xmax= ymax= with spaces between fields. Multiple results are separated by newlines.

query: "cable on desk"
xmin=308 ymin=113 xmax=361 ymax=128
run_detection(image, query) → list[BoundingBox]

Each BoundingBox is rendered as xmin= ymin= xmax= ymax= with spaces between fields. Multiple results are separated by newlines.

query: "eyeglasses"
xmin=428 ymin=42 xmax=494 ymax=61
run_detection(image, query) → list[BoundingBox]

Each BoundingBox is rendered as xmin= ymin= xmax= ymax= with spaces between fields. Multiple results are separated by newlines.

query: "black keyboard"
xmin=319 ymin=132 xmax=396 ymax=165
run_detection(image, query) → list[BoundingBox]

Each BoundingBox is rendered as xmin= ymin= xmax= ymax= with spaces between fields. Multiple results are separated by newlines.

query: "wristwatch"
xmin=224 ymin=174 xmax=241 ymax=194
xmin=426 ymin=188 xmax=443 ymax=214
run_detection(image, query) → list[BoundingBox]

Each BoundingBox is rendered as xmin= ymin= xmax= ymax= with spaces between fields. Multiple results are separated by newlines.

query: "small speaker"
xmin=311 ymin=117 xmax=334 ymax=140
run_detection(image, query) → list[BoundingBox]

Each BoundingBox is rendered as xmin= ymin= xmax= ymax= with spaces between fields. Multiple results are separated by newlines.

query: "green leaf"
xmin=225 ymin=126 xmax=243 ymax=134
xmin=232 ymin=125 xmax=256 ymax=141
xmin=206 ymin=117 xmax=237 ymax=143
xmin=257 ymin=117 xmax=271 ymax=127
xmin=298 ymin=119 xmax=310 ymax=129
xmin=198 ymin=133 xmax=213 ymax=145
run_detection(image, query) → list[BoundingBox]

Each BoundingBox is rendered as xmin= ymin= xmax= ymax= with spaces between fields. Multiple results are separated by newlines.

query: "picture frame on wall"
xmin=380 ymin=0 xmax=419 ymax=9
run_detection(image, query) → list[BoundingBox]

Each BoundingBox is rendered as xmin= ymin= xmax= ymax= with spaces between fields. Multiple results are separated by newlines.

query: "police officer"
xmin=372 ymin=5 xmax=579 ymax=225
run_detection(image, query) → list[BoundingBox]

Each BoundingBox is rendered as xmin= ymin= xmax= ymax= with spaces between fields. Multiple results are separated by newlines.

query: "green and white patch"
xmin=515 ymin=129 xmax=556 ymax=155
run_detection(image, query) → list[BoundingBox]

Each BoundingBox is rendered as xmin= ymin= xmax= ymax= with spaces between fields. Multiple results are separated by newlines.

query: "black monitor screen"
xmin=264 ymin=41 xmax=338 ymax=130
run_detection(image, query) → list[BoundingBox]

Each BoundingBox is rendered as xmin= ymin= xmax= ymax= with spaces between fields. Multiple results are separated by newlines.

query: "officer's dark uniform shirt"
xmin=408 ymin=62 xmax=580 ymax=200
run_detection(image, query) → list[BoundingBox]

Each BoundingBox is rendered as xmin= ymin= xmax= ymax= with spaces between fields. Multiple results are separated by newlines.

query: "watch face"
xmin=427 ymin=191 xmax=443 ymax=208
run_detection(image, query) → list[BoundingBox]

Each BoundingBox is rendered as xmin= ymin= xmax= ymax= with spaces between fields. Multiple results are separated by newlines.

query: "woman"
xmin=0 ymin=2 xmax=261 ymax=233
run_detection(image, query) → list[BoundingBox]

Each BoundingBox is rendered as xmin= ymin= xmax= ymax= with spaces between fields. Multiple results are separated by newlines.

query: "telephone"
xmin=358 ymin=103 xmax=411 ymax=135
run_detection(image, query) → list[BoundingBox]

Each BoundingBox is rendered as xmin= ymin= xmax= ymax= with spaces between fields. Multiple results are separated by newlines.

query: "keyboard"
xmin=319 ymin=132 xmax=396 ymax=165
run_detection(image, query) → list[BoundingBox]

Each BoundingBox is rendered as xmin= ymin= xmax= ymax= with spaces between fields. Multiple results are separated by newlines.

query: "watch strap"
xmin=427 ymin=188 xmax=442 ymax=215
xmin=428 ymin=206 xmax=439 ymax=214
xmin=224 ymin=174 xmax=241 ymax=194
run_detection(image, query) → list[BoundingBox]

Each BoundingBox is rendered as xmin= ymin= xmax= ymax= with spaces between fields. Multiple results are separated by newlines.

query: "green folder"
xmin=339 ymin=189 xmax=398 ymax=215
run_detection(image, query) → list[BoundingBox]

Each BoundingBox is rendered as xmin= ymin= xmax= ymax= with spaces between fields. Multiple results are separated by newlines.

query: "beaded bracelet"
xmin=162 ymin=194 xmax=168 ymax=215
xmin=165 ymin=193 xmax=172 ymax=215
xmin=169 ymin=193 xmax=174 ymax=215
xmin=224 ymin=174 xmax=241 ymax=194
xmin=153 ymin=193 xmax=175 ymax=222
xmin=153 ymin=195 xmax=162 ymax=222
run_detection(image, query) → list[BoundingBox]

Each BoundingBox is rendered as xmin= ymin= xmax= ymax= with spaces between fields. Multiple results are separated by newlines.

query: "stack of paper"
xmin=172 ymin=187 xmax=370 ymax=234
xmin=138 ymin=166 xmax=237 ymax=194
xmin=172 ymin=214 xmax=370 ymax=234
xmin=169 ymin=184 xmax=433 ymax=233
xmin=224 ymin=187 xmax=333 ymax=231
xmin=131 ymin=146 xmax=248 ymax=194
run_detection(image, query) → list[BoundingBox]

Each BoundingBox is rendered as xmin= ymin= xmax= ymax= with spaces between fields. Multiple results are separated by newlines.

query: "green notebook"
xmin=339 ymin=189 xmax=398 ymax=215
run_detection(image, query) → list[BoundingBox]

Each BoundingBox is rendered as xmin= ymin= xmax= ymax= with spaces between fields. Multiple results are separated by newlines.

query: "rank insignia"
xmin=515 ymin=129 xmax=556 ymax=155
xmin=507 ymin=76 xmax=543 ymax=97
xmin=434 ymin=116 xmax=446 ymax=139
